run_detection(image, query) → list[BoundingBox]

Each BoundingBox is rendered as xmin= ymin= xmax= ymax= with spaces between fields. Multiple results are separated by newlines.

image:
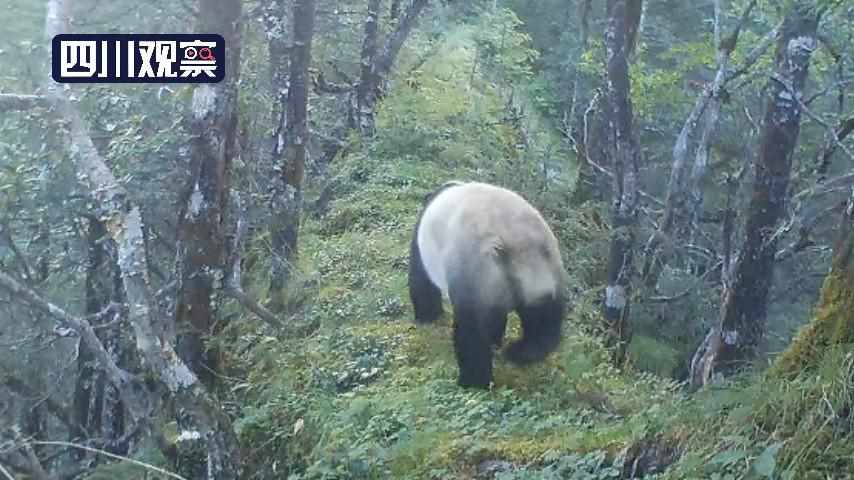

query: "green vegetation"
xmin=226 ymin=10 xmax=853 ymax=479
xmin=2 ymin=0 xmax=852 ymax=478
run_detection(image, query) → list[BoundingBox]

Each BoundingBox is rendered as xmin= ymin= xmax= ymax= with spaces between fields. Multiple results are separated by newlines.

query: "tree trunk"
xmin=39 ymin=0 xmax=243 ymax=477
xmin=351 ymin=0 xmax=381 ymax=136
xmin=72 ymin=218 xmax=110 ymax=455
xmin=602 ymin=0 xmax=642 ymax=364
xmin=265 ymin=0 xmax=289 ymax=172
xmin=773 ymin=189 xmax=854 ymax=376
xmin=73 ymin=217 xmax=129 ymax=457
xmin=269 ymin=0 xmax=317 ymax=308
xmin=350 ymin=0 xmax=429 ymax=136
xmin=690 ymin=3 xmax=819 ymax=386
xmin=174 ymin=0 xmax=243 ymax=386
xmin=568 ymin=0 xmax=603 ymax=205
xmin=390 ymin=0 xmax=401 ymax=21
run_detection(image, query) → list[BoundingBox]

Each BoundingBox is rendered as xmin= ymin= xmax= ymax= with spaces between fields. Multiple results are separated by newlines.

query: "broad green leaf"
xmin=752 ymin=442 xmax=783 ymax=477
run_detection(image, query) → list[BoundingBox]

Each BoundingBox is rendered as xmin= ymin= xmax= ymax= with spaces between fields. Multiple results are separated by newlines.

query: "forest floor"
xmin=229 ymin=15 xmax=853 ymax=480
xmin=232 ymin=158 xmax=853 ymax=480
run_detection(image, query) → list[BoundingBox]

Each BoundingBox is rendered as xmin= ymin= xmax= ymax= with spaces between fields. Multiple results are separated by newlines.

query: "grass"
xmin=229 ymin=8 xmax=852 ymax=480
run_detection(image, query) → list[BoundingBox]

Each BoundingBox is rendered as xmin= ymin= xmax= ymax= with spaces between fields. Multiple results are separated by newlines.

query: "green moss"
xmin=629 ymin=334 xmax=682 ymax=377
xmin=774 ymin=232 xmax=854 ymax=376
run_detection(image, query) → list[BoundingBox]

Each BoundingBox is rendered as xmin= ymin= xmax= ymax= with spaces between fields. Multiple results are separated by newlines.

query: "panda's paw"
xmin=504 ymin=339 xmax=547 ymax=365
xmin=458 ymin=375 xmax=491 ymax=389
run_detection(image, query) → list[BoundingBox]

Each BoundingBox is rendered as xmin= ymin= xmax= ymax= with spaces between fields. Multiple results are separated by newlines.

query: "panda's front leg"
xmin=452 ymin=303 xmax=493 ymax=389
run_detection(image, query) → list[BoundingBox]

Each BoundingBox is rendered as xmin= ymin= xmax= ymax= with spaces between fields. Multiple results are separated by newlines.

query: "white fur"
xmin=416 ymin=181 xmax=564 ymax=307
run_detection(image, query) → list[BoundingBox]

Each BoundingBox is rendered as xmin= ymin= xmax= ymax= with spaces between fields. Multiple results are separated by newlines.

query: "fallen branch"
xmin=33 ymin=441 xmax=187 ymax=480
xmin=224 ymin=192 xmax=283 ymax=329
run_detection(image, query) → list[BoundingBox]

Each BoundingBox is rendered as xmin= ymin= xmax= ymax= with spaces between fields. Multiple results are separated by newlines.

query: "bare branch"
xmin=0 ymin=462 xmax=14 ymax=480
xmin=804 ymin=78 xmax=854 ymax=106
xmin=641 ymin=0 xmax=758 ymax=287
xmin=776 ymin=76 xmax=854 ymax=163
xmin=583 ymin=154 xmax=663 ymax=208
xmin=0 ymin=94 xmax=49 ymax=113
xmin=1 ymin=374 xmax=82 ymax=435
xmin=726 ymin=21 xmax=781 ymax=83
xmin=222 ymin=288 xmax=283 ymax=328
xmin=645 ymin=260 xmax=722 ymax=303
xmin=8 ymin=428 xmax=50 ymax=480
xmin=224 ymin=193 xmax=282 ymax=329
xmin=375 ymin=0 xmax=430 ymax=79
xmin=0 ymin=270 xmax=138 ymax=396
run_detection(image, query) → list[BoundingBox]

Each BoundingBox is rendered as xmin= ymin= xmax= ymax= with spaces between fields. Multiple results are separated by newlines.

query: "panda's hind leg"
xmin=505 ymin=295 xmax=564 ymax=365
xmin=408 ymin=224 xmax=443 ymax=324
xmin=490 ymin=313 xmax=508 ymax=347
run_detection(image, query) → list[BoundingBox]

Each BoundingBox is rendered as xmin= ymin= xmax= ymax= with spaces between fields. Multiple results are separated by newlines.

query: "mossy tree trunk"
xmin=690 ymin=2 xmax=819 ymax=386
xmin=349 ymin=0 xmax=430 ymax=136
xmin=174 ymin=0 xmax=243 ymax=386
xmin=270 ymin=0 xmax=317 ymax=309
xmin=773 ymin=190 xmax=854 ymax=375
xmin=602 ymin=0 xmax=643 ymax=364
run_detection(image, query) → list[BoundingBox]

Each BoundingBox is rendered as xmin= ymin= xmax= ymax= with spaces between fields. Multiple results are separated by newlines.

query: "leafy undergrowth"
xmin=233 ymin=150 xmax=687 ymax=479
xmin=231 ymin=8 xmax=852 ymax=480
xmin=233 ymin=156 xmax=854 ymax=479
xmin=232 ymin=140 xmax=854 ymax=480
xmin=660 ymin=349 xmax=854 ymax=480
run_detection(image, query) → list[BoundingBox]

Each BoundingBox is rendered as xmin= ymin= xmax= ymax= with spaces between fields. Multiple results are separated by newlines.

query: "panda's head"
xmin=408 ymin=180 xmax=568 ymax=386
xmin=414 ymin=180 xmax=567 ymax=308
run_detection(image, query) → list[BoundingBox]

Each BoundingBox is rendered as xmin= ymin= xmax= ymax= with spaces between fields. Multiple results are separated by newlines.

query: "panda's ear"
xmin=421 ymin=190 xmax=436 ymax=205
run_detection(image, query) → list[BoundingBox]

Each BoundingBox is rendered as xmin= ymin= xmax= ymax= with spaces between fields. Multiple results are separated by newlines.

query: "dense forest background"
xmin=1 ymin=0 xmax=853 ymax=478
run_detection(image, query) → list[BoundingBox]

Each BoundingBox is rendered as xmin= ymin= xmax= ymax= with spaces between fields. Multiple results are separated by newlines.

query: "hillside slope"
xmin=232 ymin=10 xmax=853 ymax=480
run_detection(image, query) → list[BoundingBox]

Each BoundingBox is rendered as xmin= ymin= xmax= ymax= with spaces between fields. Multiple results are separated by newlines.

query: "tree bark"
xmin=350 ymin=0 xmax=429 ymax=136
xmin=39 ymin=0 xmax=243 ymax=476
xmin=174 ymin=0 xmax=243 ymax=386
xmin=69 ymin=216 xmax=127 ymax=458
xmin=390 ymin=0 xmax=401 ymax=21
xmin=690 ymin=2 xmax=820 ymax=386
xmin=351 ymin=0 xmax=382 ymax=136
xmin=773 ymin=188 xmax=854 ymax=376
xmin=602 ymin=0 xmax=642 ymax=364
xmin=265 ymin=0 xmax=290 ymax=177
xmin=568 ymin=0 xmax=604 ymax=205
xmin=269 ymin=0 xmax=317 ymax=308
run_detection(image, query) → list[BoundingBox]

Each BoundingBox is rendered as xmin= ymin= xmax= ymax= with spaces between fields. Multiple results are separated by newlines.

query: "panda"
xmin=408 ymin=180 xmax=568 ymax=388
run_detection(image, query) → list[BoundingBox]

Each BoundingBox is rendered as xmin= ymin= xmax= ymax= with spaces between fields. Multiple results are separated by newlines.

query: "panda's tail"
xmin=504 ymin=294 xmax=564 ymax=365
